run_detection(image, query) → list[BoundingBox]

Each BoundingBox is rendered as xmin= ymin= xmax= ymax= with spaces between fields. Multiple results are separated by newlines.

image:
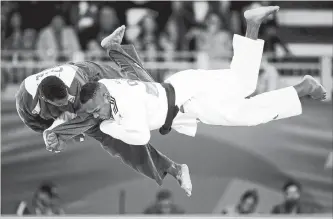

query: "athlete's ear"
xmin=103 ymin=93 xmax=110 ymax=103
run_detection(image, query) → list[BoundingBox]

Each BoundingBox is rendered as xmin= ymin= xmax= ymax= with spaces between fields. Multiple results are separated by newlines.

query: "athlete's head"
xmin=39 ymin=76 xmax=69 ymax=107
xmin=80 ymin=82 xmax=112 ymax=120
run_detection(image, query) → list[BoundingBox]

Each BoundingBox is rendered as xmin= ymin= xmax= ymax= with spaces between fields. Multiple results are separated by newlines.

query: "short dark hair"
xmin=80 ymin=82 xmax=101 ymax=104
xmin=283 ymin=179 xmax=302 ymax=192
xmin=38 ymin=182 xmax=57 ymax=198
xmin=240 ymin=189 xmax=259 ymax=203
xmin=39 ymin=76 xmax=67 ymax=101
xmin=156 ymin=189 xmax=172 ymax=201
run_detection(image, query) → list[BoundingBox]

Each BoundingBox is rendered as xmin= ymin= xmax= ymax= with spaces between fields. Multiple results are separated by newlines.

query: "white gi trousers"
xmin=165 ymin=34 xmax=302 ymax=131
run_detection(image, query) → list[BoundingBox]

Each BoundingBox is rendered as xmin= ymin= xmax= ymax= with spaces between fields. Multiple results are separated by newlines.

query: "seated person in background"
xmin=86 ymin=39 xmax=104 ymax=61
xmin=37 ymin=13 xmax=81 ymax=62
xmin=222 ymin=189 xmax=259 ymax=215
xmin=271 ymin=180 xmax=305 ymax=214
xmin=143 ymin=189 xmax=185 ymax=214
xmin=16 ymin=182 xmax=64 ymax=216
xmin=186 ymin=12 xmax=232 ymax=62
xmin=32 ymin=182 xmax=64 ymax=215
xmin=4 ymin=11 xmax=24 ymax=51
xmin=135 ymin=10 xmax=161 ymax=62
xmin=159 ymin=18 xmax=178 ymax=61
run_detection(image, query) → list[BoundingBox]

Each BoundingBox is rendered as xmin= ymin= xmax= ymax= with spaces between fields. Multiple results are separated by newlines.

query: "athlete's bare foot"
xmin=176 ymin=164 xmax=192 ymax=197
xmin=243 ymin=6 xmax=280 ymax=40
xmin=304 ymin=75 xmax=327 ymax=100
xmin=101 ymin=25 xmax=126 ymax=49
xmin=295 ymin=75 xmax=327 ymax=100
xmin=244 ymin=6 xmax=280 ymax=25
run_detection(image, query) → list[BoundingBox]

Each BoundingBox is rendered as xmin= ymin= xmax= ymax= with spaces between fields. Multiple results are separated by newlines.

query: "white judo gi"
xmin=98 ymin=34 xmax=302 ymax=145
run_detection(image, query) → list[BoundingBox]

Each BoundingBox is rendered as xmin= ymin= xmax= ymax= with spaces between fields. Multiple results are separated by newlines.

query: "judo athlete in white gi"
xmin=79 ymin=6 xmax=327 ymax=147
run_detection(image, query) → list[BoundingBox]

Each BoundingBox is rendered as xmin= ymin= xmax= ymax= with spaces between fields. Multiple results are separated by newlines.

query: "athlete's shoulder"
xmin=15 ymin=81 xmax=31 ymax=104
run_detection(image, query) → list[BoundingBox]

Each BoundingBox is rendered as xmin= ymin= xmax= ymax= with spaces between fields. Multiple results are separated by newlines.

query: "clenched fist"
xmin=43 ymin=130 xmax=66 ymax=153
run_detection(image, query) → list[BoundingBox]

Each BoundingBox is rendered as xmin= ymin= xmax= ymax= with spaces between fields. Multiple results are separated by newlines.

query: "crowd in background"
xmin=1 ymin=1 xmax=290 ymax=92
xmin=221 ymin=180 xmax=317 ymax=215
xmin=16 ymin=179 xmax=314 ymax=215
xmin=1 ymin=1 xmax=290 ymax=64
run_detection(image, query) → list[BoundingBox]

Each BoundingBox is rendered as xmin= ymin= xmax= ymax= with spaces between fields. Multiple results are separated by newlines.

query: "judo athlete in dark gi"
xmin=15 ymin=28 xmax=192 ymax=196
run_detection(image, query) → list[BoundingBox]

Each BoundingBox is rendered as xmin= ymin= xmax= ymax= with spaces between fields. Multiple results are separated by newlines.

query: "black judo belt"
xmin=159 ymin=83 xmax=179 ymax=135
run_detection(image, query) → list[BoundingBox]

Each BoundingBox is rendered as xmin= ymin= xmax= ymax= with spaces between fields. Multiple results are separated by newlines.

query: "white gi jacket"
xmin=98 ymin=79 xmax=198 ymax=145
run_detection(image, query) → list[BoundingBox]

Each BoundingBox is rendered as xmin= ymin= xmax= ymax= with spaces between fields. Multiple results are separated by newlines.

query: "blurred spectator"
xmin=228 ymin=1 xmax=253 ymax=35
xmin=222 ymin=189 xmax=259 ymax=215
xmin=54 ymin=2 xmax=79 ymax=26
xmin=71 ymin=2 xmax=99 ymax=31
xmin=2 ymin=27 xmax=37 ymax=85
xmin=271 ymin=179 xmax=305 ymax=214
xmin=3 ymin=11 xmax=24 ymax=84
xmin=159 ymin=18 xmax=178 ymax=61
xmin=32 ymin=182 xmax=65 ymax=215
xmin=16 ymin=182 xmax=64 ymax=216
xmin=21 ymin=28 xmax=38 ymax=80
xmin=4 ymin=11 xmax=23 ymax=50
xmin=3 ymin=12 xmax=37 ymax=59
xmin=73 ymin=2 xmax=101 ymax=50
xmin=36 ymin=13 xmax=81 ymax=62
xmin=143 ymin=189 xmax=185 ymax=214
xmin=255 ymin=56 xmax=280 ymax=94
xmin=208 ymin=0 xmax=232 ymax=32
xmin=22 ymin=28 xmax=37 ymax=52
xmin=1 ymin=1 xmax=19 ymax=49
xmin=135 ymin=10 xmax=161 ymax=61
xmin=169 ymin=1 xmax=196 ymax=51
xmin=96 ymin=6 xmax=119 ymax=47
xmin=186 ymin=12 xmax=232 ymax=65
xmin=86 ymin=39 xmax=104 ymax=61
